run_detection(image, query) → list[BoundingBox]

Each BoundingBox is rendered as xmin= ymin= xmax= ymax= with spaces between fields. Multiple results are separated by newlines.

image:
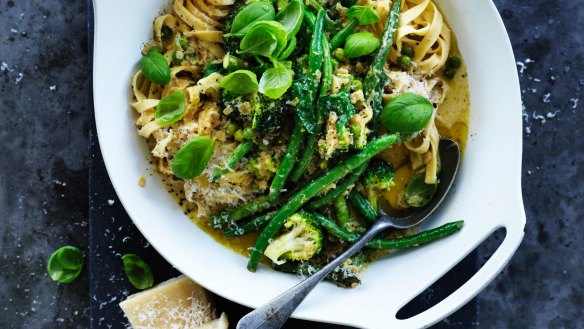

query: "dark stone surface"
xmin=0 ymin=0 xmax=582 ymax=328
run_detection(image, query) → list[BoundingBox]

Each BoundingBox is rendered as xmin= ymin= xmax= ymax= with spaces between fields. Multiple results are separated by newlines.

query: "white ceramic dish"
xmin=93 ymin=0 xmax=525 ymax=327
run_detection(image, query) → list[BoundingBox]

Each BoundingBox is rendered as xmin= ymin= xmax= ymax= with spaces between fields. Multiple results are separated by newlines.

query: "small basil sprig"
xmin=346 ymin=5 xmax=379 ymax=25
xmin=121 ymin=254 xmax=154 ymax=290
xmin=220 ymin=70 xmax=259 ymax=95
xmin=228 ymin=2 xmax=276 ymax=37
xmin=140 ymin=51 xmax=170 ymax=85
xmin=172 ymin=136 xmax=215 ymax=179
xmin=380 ymin=93 xmax=433 ymax=134
xmin=404 ymin=172 xmax=438 ymax=207
xmin=239 ymin=21 xmax=288 ymax=57
xmin=344 ymin=31 xmax=380 ymax=58
xmin=259 ymin=59 xmax=293 ymax=99
xmin=155 ymin=90 xmax=187 ymax=126
xmin=276 ymin=0 xmax=304 ymax=37
xmin=47 ymin=246 xmax=84 ymax=284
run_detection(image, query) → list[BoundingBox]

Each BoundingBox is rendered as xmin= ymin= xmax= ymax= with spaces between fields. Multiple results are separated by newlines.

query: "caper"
xmin=444 ymin=67 xmax=457 ymax=79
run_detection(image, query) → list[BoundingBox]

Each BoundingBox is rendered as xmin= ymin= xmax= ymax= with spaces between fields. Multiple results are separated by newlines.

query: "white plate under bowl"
xmin=93 ymin=0 xmax=525 ymax=327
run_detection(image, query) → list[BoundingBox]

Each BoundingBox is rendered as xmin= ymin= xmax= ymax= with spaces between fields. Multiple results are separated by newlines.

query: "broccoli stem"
xmin=247 ymin=133 xmax=398 ymax=272
xmin=348 ymin=189 xmax=377 ymax=222
xmin=313 ymin=213 xmax=464 ymax=249
xmin=211 ymin=140 xmax=254 ymax=181
xmin=209 ymin=195 xmax=271 ymax=229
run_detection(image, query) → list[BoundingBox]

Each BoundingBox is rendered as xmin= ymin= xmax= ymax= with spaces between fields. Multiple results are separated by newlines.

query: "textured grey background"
xmin=0 ymin=0 xmax=582 ymax=328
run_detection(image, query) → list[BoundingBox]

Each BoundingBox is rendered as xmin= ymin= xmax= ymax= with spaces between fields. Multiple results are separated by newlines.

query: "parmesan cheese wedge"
xmin=119 ymin=275 xmax=228 ymax=329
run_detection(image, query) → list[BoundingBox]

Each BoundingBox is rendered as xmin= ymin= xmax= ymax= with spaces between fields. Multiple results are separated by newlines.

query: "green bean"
xmin=211 ymin=141 xmax=253 ymax=181
xmin=308 ymin=162 xmax=367 ymax=209
xmin=307 ymin=10 xmax=325 ymax=78
xmin=334 ymin=195 xmax=352 ymax=231
xmin=209 ymin=195 xmax=271 ymax=229
xmin=291 ymin=31 xmax=332 ymax=182
xmin=223 ymin=212 xmax=275 ymax=237
xmin=247 ymin=133 xmax=398 ymax=271
xmin=330 ymin=20 xmax=359 ymax=49
xmin=313 ymin=213 xmax=464 ymax=249
xmin=268 ymin=121 xmax=305 ymax=202
xmin=348 ymin=189 xmax=377 ymax=222
xmin=307 ymin=0 xmax=337 ymax=33
xmin=363 ymin=0 xmax=401 ymax=133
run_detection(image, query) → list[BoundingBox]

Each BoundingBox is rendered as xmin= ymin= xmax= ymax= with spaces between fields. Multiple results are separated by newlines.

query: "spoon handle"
xmin=236 ymin=217 xmax=394 ymax=329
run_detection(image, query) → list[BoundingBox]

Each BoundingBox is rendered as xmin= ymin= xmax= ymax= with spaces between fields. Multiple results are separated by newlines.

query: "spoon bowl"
xmin=237 ymin=139 xmax=461 ymax=329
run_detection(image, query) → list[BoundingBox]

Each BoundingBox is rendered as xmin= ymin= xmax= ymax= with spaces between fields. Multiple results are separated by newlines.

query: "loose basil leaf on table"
xmin=344 ymin=31 xmax=380 ymax=58
xmin=239 ymin=21 xmax=288 ymax=57
xmin=380 ymin=92 xmax=433 ymax=134
xmin=140 ymin=51 xmax=170 ymax=85
xmin=220 ymin=69 xmax=259 ymax=95
xmin=259 ymin=60 xmax=293 ymax=99
xmin=155 ymin=90 xmax=187 ymax=126
xmin=276 ymin=0 xmax=304 ymax=37
xmin=404 ymin=172 xmax=438 ymax=207
xmin=121 ymin=254 xmax=154 ymax=290
xmin=47 ymin=245 xmax=84 ymax=284
xmin=228 ymin=1 xmax=276 ymax=37
xmin=172 ymin=136 xmax=215 ymax=179
xmin=346 ymin=5 xmax=380 ymax=25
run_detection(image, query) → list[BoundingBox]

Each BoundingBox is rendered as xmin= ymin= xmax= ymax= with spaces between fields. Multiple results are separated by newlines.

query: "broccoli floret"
xmin=246 ymin=150 xmax=279 ymax=181
xmin=252 ymin=94 xmax=289 ymax=135
xmin=264 ymin=212 xmax=323 ymax=265
xmin=222 ymin=0 xmax=247 ymax=54
xmin=361 ymin=159 xmax=395 ymax=210
xmin=221 ymin=91 xmax=255 ymax=122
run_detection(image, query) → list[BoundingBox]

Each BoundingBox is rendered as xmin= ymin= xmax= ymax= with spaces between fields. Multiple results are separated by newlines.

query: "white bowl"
xmin=93 ymin=0 xmax=526 ymax=327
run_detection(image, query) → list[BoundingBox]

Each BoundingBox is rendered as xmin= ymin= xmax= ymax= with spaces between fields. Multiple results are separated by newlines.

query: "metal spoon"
xmin=237 ymin=139 xmax=461 ymax=329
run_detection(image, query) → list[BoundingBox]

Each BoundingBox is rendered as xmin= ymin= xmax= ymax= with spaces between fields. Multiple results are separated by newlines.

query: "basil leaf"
xmin=319 ymin=91 xmax=355 ymax=134
xmin=277 ymin=36 xmax=297 ymax=60
xmin=140 ymin=51 xmax=170 ymax=85
xmin=220 ymin=70 xmax=259 ymax=95
xmin=259 ymin=60 xmax=293 ymax=99
xmin=290 ymin=75 xmax=317 ymax=133
xmin=380 ymin=93 xmax=434 ymax=134
xmin=121 ymin=254 xmax=154 ymax=290
xmin=172 ymin=136 xmax=215 ymax=179
xmin=276 ymin=0 xmax=304 ymax=37
xmin=239 ymin=21 xmax=288 ymax=57
xmin=155 ymin=90 xmax=187 ymax=126
xmin=344 ymin=31 xmax=380 ymax=58
xmin=229 ymin=2 xmax=276 ymax=37
xmin=346 ymin=5 xmax=380 ymax=25
xmin=404 ymin=172 xmax=438 ymax=207
xmin=47 ymin=246 xmax=84 ymax=284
